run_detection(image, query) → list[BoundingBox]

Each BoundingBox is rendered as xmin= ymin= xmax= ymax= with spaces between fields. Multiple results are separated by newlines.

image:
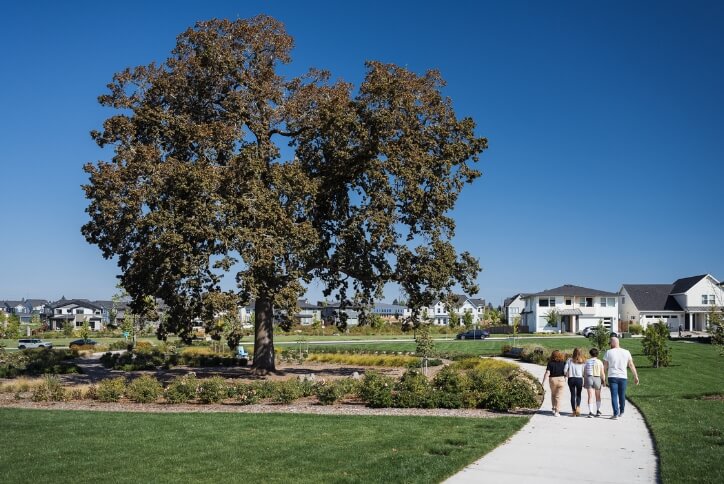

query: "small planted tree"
xmin=449 ymin=310 xmax=460 ymax=328
xmin=62 ymin=321 xmax=75 ymax=337
xmin=415 ymin=324 xmax=435 ymax=375
xmin=545 ymin=309 xmax=561 ymax=332
xmin=511 ymin=316 xmax=521 ymax=348
xmin=590 ymin=322 xmax=610 ymax=352
xmin=79 ymin=319 xmax=91 ymax=340
xmin=642 ymin=321 xmax=672 ymax=368
xmin=462 ymin=311 xmax=474 ymax=330
xmin=707 ymin=305 xmax=724 ymax=355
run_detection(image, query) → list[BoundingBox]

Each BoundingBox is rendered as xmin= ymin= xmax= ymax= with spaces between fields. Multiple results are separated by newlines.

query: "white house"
xmin=403 ymin=295 xmax=486 ymax=326
xmin=49 ymin=299 xmax=107 ymax=331
xmin=503 ymin=293 xmax=527 ymax=324
xmin=521 ymin=285 xmax=619 ymax=333
xmin=620 ymin=274 xmax=724 ymax=332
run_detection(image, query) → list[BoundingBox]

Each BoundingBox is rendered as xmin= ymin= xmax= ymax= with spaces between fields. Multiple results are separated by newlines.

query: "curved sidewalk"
xmin=446 ymin=360 xmax=657 ymax=483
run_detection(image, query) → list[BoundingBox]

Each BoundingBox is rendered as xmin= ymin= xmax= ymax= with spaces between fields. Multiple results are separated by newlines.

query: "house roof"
xmin=50 ymin=299 xmax=104 ymax=311
xmin=25 ymin=299 xmax=49 ymax=307
xmin=503 ymin=293 xmax=528 ymax=308
xmin=529 ymin=284 xmax=618 ymax=297
xmin=432 ymin=294 xmax=485 ymax=308
xmin=621 ymin=284 xmax=683 ymax=312
xmin=670 ymin=274 xmax=709 ymax=294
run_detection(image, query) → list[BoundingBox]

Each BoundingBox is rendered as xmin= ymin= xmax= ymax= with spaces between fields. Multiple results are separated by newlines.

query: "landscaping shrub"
xmin=97 ymin=378 xmax=126 ymax=402
xmin=197 ymin=376 xmax=228 ymax=404
xmin=466 ymin=367 xmax=542 ymax=411
xmin=432 ymin=366 xmax=469 ymax=409
xmin=306 ymin=353 xmax=421 ymax=367
xmin=407 ymin=358 xmax=443 ymax=369
xmin=519 ymin=345 xmax=552 ymax=365
xmin=85 ymin=385 xmax=98 ymax=400
xmin=108 ymin=340 xmax=132 ymax=351
xmin=629 ymin=323 xmax=643 ymax=335
xmin=0 ymin=349 xmax=80 ymax=378
xmin=126 ymin=375 xmax=163 ymax=403
xmin=359 ymin=371 xmax=395 ymax=408
xmin=30 ymin=376 xmax=67 ymax=402
xmin=164 ymin=374 xmax=199 ymax=404
xmin=272 ymin=380 xmax=303 ymax=404
xmin=394 ymin=370 xmax=434 ymax=408
xmin=315 ymin=381 xmax=343 ymax=405
xmin=235 ymin=384 xmax=260 ymax=405
xmin=249 ymin=380 xmax=278 ymax=399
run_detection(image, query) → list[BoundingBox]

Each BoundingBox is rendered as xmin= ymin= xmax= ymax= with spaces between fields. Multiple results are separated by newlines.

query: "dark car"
xmin=455 ymin=329 xmax=490 ymax=340
xmin=69 ymin=339 xmax=98 ymax=348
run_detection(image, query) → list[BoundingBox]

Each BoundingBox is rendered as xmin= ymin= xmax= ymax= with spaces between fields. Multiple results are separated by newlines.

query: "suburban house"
xmin=403 ymin=295 xmax=486 ymax=326
xmin=294 ymin=299 xmax=322 ymax=325
xmin=619 ymin=274 xmax=724 ymax=332
xmin=48 ymin=299 xmax=108 ymax=331
xmin=503 ymin=293 xmax=527 ymax=324
xmin=320 ymin=302 xmax=360 ymax=327
xmin=371 ymin=302 xmax=406 ymax=322
xmin=520 ymin=284 xmax=619 ymax=333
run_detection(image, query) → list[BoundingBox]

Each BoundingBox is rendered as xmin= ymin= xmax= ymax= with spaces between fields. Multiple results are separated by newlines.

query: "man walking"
xmin=603 ymin=336 xmax=639 ymax=420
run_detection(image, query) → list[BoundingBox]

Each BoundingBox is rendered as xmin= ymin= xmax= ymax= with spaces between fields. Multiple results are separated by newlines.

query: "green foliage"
xmin=82 ymin=16 xmax=486 ymax=372
xmin=272 ymin=380 xmax=303 ymax=404
xmin=449 ymin=311 xmax=460 ymax=327
xmin=234 ymin=384 xmax=260 ymax=405
xmin=62 ymin=322 xmax=75 ymax=337
xmin=431 ymin=366 xmax=467 ymax=408
xmin=415 ymin=324 xmax=435 ymax=358
xmin=360 ymin=371 xmax=395 ymax=408
xmin=126 ymin=375 xmax=163 ymax=403
xmin=642 ymin=321 xmax=672 ymax=368
xmin=590 ymin=322 xmax=611 ymax=351
xmin=31 ymin=375 xmax=67 ymax=402
xmin=97 ymin=378 xmax=126 ymax=402
xmin=462 ymin=311 xmax=474 ymax=329
xmin=197 ymin=376 xmax=228 ymax=404
xmin=708 ymin=307 xmax=724 ymax=354
xmin=79 ymin=320 xmax=91 ymax=340
xmin=5 ymin=314 xmax=20 ymax=339
xmin=519 ymin=345 xmax=552 ymax=365
xmin=545 ymin=309 xmax=561 ymax=328
xmin=164 ymin=374 xmax=199 ymax=404
xmin=314 ymin=381 xmax=344 ymax=405
xmin=629 ymin=322 xmax=644 ymax=335
xmin=0 ymin=349 xmax=79 ymax=378
xmin=395 ymin=370 xmax=434 ymax=408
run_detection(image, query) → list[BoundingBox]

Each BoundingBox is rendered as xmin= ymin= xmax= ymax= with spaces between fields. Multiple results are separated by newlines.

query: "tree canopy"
xmin=82 ymin=15 xmax=487 ymax=371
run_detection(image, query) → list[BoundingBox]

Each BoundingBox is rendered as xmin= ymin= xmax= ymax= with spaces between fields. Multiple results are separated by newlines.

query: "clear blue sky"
xmin=1 ymin=0 xmax=723 ymax=307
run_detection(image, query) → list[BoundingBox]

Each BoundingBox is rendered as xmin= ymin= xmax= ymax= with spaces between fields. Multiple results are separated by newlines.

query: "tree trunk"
xmin=252 ymin=296 xmax=275 ymax=373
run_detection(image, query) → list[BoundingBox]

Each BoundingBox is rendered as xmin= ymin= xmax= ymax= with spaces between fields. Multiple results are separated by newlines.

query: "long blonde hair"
xmin=571 ymin=347 xmax=586 ymax=364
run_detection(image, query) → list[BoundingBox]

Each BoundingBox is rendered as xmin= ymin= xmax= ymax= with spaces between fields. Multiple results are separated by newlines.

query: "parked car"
xmin=455 ymin=329 xmax=490 ymax=340
xmin=581 ymin=326 xmax=618 ymax=338
xmin=69 ymin=339 xmax=98 ymax=348
xmin=17 ymin=338 xmax=53 ymax=349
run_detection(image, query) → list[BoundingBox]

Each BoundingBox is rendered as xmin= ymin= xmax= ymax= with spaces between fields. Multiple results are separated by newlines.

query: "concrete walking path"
xmin=446 ymin=360 xmax=657 ymax=483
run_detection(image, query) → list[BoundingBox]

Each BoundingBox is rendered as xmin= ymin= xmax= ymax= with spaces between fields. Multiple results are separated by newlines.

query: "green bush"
xmin=235 ymin=384 xmax=260 ymax=405
xmin=432 ymin=366 xmax=468 ymax=409
xmin=97 ymin=378 xmax=126 ymax=402
xmin=315 ymin=381 xmax=344 ymax=405
xmin=519 ymin=345 xmax=551 ymax=365
xmin=466 ymin=367 xmax=542 ymax=411
xmin=197 ymin=376 xmax=228 ymax=403
xmin=272 ymin=380 xmax=303 ymax=404
xmin=30 ymin=376 xmax=67 ymax=402
xmin=629 ymin=323 xmax=643 ymax=335
xmin=126 ymin=375 xmax=163 ymax=403
xmin=359 ymin=371 xmax=395 ymax=408
xmin=164 ymin=374 xmax=199 ymax=404
xmin=249 ymin=380 xmax=278 ymax=399
xmin=0 ymin=349 xmax=79 ymax=378
xmin=394 ymin=370 xmax=434 ymax=408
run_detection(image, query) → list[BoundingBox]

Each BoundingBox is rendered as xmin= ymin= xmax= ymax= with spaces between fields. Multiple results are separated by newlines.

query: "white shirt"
xmin=564 ymin=358 xmax=585 ymax=378
xmin=604 ymin=347 xmax=632 ymax=379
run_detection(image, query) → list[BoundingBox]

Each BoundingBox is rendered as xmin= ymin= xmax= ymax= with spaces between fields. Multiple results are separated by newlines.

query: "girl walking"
xmin=542 ymin=350 xmax=567 ymax=417
xmin=584 ymin=347 xmax=606 ymax=417
xmin=565 ymin=348 xmax=586 ymax=416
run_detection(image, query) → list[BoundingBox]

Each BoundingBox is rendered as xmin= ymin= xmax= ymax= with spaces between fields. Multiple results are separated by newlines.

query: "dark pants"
xmin=568 ymin=377 xmax=583 ymax=411
xmin=608 ymin=377 xmax=628 ymax=416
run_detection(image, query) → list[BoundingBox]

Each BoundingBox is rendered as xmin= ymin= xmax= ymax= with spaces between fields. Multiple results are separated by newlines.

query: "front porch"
xmin=685 ymin=311 xmax=720 ymax=332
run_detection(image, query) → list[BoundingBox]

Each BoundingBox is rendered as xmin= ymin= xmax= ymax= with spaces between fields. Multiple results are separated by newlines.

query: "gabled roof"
xmin=50 ymin=299 xmax=104 ymax=311
xmin=503 ymin=293 xmax=528 ymax=308
xmin=25 ymin=299 xmax=49 ymax=307
xmin=2 ymin=300 xmax=25 ymax=308
xmin=670 ymin=274 xmax=709 ymax=294
xmin=432 ymin=294 xmax=485 ymax=308
xmin=621 ymin=284 xmax=683 ymax=312
xmin=529 ymin=284 xmax=618 ymax=297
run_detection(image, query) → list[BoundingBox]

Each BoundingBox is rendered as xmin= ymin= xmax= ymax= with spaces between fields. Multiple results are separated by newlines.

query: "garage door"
xmin=644 ymin=314 xmax=679 ymax=331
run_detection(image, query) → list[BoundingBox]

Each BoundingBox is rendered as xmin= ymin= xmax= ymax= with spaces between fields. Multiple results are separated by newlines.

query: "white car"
xmin=17 ymin=338 xmax=53 ymax=349
xmin=581 ymin=327 xmax=618 ymax=338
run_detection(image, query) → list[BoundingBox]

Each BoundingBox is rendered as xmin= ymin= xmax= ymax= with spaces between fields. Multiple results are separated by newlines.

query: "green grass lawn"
xmin=0 ymin=409 xmax=527 ymax=484
xmin=623 ymin=340 xmax=724 ymax=484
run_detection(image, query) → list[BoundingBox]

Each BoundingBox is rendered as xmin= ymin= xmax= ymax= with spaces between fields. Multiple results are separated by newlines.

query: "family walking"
xmin=542 ymin=337 xmax=639 ymax=418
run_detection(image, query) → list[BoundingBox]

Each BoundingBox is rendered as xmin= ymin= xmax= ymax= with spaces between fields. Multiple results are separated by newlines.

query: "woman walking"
xmin=565 ymin=348 xmax=586 ymax=416
xmin=542 ymin=350 xmax=567 ymax=417
xmin=584 ymin=347 xmax=606 ymax=417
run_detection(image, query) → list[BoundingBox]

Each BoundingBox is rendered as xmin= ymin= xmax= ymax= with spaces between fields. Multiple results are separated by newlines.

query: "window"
xmin=579 ymin=297 xmax=593 ymax=307
xmin=437 ymin=307 xmax=441 ymax=314
xmin=670 ymin=315 xmax=678 ymax=319
xmin=621 ymin=296 xmax=625 ymax=304
xmin=600 ymin=297 xmax=616 ymax=307
xmin=702 ymin=295 xmax=716 ymax=305
xmin=646 ymin=315 xmax=654 ymax=318
xmin=565 ymin=299 xmax=572 ymax=306
xmin=538 ymin=297 xmax=555 ymax=307
xmin=75 ymin=309 xmax=84 ymax=314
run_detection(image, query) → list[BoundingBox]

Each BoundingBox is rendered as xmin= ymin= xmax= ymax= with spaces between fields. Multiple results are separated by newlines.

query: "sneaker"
xmin=610 ymin=415 xmax=618 ymax=420
xmin=553 ymin=412 xmax=560 ymax=417
xmin=587 ymin=413 xmax=593 ymax=418
xmin=619 ymin=412 xmax=624 ymax=418
xmin=596 ymin=410 xmax=602 ymax=417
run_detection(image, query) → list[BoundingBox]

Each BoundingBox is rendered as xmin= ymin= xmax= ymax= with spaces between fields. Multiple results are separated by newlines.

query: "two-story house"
xmin=521 ymin=284 xmax=619 ymax=333
xmin=403 ymin=295 xmax=486 ymax=326
xmin=371 ymin=302 xmax=406 ymax=322
xmin=619 ymin=274 xmax=723 ymax=331
xmin=503 ymin=293 xmax=527 ymax=324
xmin=49 ymin=299 xmax=107 ymax=331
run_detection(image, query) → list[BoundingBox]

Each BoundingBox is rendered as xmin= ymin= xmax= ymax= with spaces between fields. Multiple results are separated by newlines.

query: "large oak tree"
xmin=82 ymin=16 xmax=487 ymax=372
